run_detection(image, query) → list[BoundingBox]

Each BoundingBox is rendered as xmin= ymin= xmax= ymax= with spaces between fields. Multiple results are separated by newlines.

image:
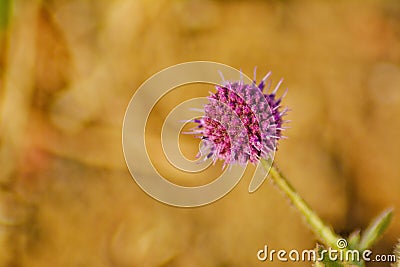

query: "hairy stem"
xmin=261 ymin=159 xmax=341 ymax=249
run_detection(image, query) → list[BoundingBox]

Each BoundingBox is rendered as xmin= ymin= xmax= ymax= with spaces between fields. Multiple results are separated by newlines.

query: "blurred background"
xmin=0 ymin=0 xmax=400 ymax=266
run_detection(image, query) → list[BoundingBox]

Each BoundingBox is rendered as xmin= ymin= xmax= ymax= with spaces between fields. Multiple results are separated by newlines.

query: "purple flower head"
xmin=189 ymin=70 xmax=288 ymax=167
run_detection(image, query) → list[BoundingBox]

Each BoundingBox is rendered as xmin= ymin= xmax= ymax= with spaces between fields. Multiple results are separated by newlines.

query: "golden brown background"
xmin=1 ymin=0 xmax=400 ymax=266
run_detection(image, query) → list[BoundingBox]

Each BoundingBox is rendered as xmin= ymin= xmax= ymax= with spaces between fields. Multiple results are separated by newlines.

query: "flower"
xmin=189 ymin=70 xmax=287 ymax=167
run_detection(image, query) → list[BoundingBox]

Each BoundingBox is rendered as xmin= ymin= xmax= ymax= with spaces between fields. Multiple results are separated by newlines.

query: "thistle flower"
xmin=189 ymin=70 xmax=288 ymax=167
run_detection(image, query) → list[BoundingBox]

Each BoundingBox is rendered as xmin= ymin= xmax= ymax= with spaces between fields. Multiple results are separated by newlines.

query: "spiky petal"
xmin=190 ymin=71 xmax=287 ymax=167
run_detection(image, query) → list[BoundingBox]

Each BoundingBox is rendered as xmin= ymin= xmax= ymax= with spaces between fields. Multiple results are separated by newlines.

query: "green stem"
xmin=261 ymin=159 xmax=341 ymax=249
